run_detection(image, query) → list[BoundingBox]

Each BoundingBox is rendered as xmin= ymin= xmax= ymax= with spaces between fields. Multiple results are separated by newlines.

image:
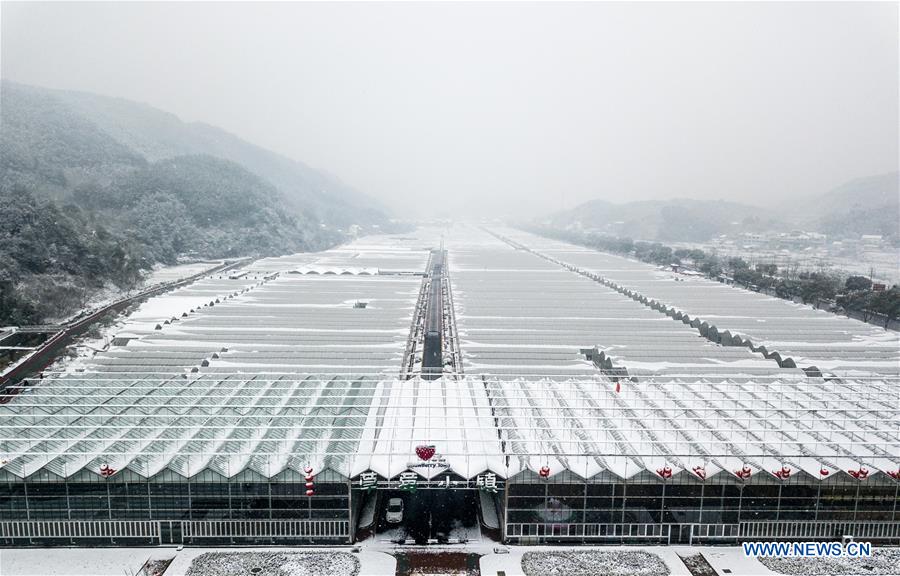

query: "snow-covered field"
xmin=184 ymin=551 xmax=360 ymax=576
xmin=758 ymin=549 xmax=900 ymax=575
xmin=521 ymin=550 xmax=670 ymax=576
xmin=0 ymin=548 xmax=158 ymax=576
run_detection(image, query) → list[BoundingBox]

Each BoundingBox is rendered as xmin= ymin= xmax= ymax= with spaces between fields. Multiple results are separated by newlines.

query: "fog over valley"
xmin=2 ymin=1 xmax=897 ymax=219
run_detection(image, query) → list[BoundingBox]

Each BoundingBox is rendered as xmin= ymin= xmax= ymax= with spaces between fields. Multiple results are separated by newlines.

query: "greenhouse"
xmin=0 ymin=226 xmax=897 ymax=546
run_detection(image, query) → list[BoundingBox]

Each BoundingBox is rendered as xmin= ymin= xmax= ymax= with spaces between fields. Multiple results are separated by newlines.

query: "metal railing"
xmin=0 ymin=520 xmax=160 ymax=541
xmin=0 ymin=518 xmax=350 ymax=544
xmin=181 ymin=519 xmax=350 ymax=540
xmin=505 ymin=521 xmax=900 ymax=544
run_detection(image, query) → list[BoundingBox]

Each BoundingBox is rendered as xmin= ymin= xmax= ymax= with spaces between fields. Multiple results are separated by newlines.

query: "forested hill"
xmin=0 ymin=80 xmax=391 ymax=325
xmin=542 ymin=198 xmax=786 ymax=243
xmin=791 ymin=172 xmax=900 ymax=243
xmin=47 ymin=84 xmax=388 ymax=228
xmin=542 ymin=172 xmax=900 ymax=244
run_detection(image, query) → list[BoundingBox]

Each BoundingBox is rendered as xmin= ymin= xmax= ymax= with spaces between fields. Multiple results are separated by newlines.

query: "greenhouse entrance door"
xmin=375 ymin=488 xmax=481 ymax=545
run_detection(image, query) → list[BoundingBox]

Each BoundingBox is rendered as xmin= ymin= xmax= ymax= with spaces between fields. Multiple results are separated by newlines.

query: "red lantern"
xmin=819 ymin=467 xmax=830 ymax=477
xmin=657 ymin=465 xmax=672 ymax=479
xmin=848 ymin=467 xmax=869 ymax=480
xmin=735 ymin=465 xmax=751 ymax=480
xmin=774 ymin=465 xmax=791 ymax=479
xmin=99 ymin=464 xmax=116 ymax=478
xmin=305 ymin=466 xmax=315 ymax=496
xmin=692 ymin=465 xmax=706 ymax=480
xmin=887 ymin=470 xmax=900 ymax=481
xmin=539 ymin=465 xmax=550 ymax=478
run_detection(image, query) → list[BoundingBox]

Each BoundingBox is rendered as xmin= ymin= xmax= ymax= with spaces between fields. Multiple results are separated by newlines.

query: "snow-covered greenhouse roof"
xmin=448 ymin=239 xmax=780 ymax=377
xmin=0 ymin=373 xmax=896 ymax=483
xmin=1 ymin=225 xmax=896 ymax=486
xmin=493 ymin=228 xmax=900 ymax=376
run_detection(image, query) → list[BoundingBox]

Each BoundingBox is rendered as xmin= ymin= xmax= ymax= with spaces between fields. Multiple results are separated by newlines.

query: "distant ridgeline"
xmin=543 ymin=172 xmax=900 ymax=245
xmin=0 ymin=80 xmax=397 ymax=325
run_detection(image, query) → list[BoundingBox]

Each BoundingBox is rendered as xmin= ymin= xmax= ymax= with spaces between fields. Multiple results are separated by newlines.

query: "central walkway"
xmin=394 ymin=552 xmax=482 ymax=576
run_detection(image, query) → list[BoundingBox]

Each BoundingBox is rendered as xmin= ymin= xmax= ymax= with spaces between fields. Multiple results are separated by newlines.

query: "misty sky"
xmin=2 ymin=2 xmax=898 ymax=218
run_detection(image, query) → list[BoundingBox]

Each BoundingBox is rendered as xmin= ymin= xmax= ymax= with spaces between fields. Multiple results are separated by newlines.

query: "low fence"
xmin=0 ymin=520 xmax=160 ymax=541
xmin=505 ymin=521 xmax=900 ymax=544
xmin=0 ymin=519 xmax=350 ymax=545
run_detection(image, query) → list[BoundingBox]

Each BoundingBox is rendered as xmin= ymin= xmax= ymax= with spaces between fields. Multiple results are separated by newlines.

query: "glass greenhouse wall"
xmin=0 ymin=471 xmax=353 ymax=545
xmin=501 ymin=472 xmax=900 ymax=544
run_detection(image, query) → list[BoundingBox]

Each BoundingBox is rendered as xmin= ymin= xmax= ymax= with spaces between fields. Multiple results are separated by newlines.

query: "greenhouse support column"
xmin=23 ymin=482 xmax=32 ymax=545
xmin=146 ymin=481 xmax=152 ymax=521
xmin=661 ymin=482 xmax=666 ymax=536
xmin=347 ymin=480 xmax=354 ymax=544
xmin=502 ymin=481 xmax=509 ymax=543
xmin=66 ymin=481 xmax=74 ymax=545
xmin=228 ymin=483 xmax=234 ymax=544
xmin=814 ymin=482 xmax=821 ymax=522
xmin=65 ymin=481 xmax=72 ymax=521
xmin=581 ymin=482 xmax=587 ymax=545
xmin=775 ymin=483 xmax=782 ymax=522
xmin=23 ymin=482 xmax=31 ymax=521
xmin=894 ymin=483 xmax=899 ymax=523
xmin=699 ymin=483 xmax=705 ymax=525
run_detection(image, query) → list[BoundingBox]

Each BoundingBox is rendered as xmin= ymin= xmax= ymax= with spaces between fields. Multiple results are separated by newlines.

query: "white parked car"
xmin=386 ymin=497 xmax=404 ymax=523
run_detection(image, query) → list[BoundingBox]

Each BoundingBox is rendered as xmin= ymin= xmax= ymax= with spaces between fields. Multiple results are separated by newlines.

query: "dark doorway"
xmin=375 ymin=488 xmax=480 ymax=545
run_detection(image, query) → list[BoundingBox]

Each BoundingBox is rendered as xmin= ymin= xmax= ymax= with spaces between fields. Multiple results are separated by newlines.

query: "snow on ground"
xmin=164 ymin=548 xmax=393 ymax=576
xmin=520 ymin=550 xmax=670 ymax=576
xmin=142 ymin=261 xmax=224 ymax=286
xmin=479 ymin=491 xmax=499 ymax=530
xmin=359 ymin=493 xmax=377 ymax=529
xmin=449 ymin=519 xmax=481 ymax=543
xmin=0 ymin=547 xmax=161 ymax=576
xmin=51 ymin=316 xmax=130 ymax=374
xmin=480 ymin=546 xmax=693 ymax=576
xmin=41 ymin=260 xmax=231 ymax=374
xmin=700 ymin=547 xmax=779 ymax=575
xmin=378 ymin=525 xmax=408 ymax=542
xmin=47 ymin=282 xmax=131 ymax=325
xmin=184 ymin=551 xmax=359 ymax=576
xmin=45 ymin=261 xmax=223 ymax=325
xmin=758 ymin=549 xmax=900 ymax=576
xmin=0 ymin=547 xmax=394 ymax=576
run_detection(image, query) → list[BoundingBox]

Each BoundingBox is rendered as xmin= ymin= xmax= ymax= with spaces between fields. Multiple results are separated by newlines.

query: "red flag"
xmin=615 ymin=382 xmax=621 ymax=393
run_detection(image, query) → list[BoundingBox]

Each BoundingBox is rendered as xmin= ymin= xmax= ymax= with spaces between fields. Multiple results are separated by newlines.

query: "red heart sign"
xmin=415 ymin=445 xmax=436 ymax=461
